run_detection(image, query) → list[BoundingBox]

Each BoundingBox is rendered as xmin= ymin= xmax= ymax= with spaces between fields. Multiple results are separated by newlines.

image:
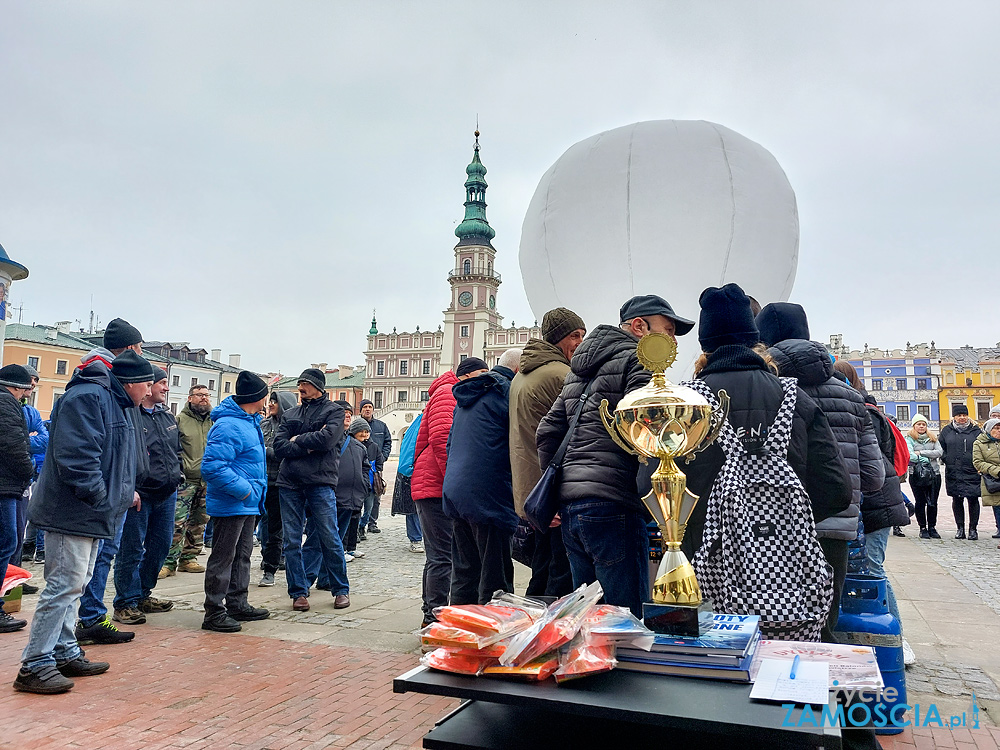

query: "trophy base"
xmin=642 ymin=600 xmax=714 ymax=637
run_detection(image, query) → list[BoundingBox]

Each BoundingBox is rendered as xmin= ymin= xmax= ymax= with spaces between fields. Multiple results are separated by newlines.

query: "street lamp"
xmin=0 ymin=241 xmax=29 ymax=366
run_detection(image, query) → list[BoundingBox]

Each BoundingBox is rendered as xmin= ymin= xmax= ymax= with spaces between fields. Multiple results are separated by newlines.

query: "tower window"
xmin=460 ymin=325 xmax=470 ymax=338
xmin=463 ymin=259 xmax=471 ymax=274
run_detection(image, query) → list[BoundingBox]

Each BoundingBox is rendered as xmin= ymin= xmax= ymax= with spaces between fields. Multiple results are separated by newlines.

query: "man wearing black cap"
xmin=0 ymin=364 xmax=35 ymax=634
xmin=536 ymin=294 xmax=694 ymax=616
xmin=274 ymin=368 xmax=350 ymax=611
xmin=112 ymin=367 xmax=183 ymax=626
xmin=17 ymin=350 xmax=151 ymax=694
xmin=358 ymin=398 xmax=390 ymax=535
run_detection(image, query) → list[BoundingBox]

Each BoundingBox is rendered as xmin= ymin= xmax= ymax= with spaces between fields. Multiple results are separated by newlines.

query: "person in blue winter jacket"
xmin=200 ymin=372 xmax=270 ymax=633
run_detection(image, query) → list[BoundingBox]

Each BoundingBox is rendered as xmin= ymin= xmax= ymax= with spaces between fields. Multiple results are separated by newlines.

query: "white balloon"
xmin=518 ymin=119 xmax=799 ymax=377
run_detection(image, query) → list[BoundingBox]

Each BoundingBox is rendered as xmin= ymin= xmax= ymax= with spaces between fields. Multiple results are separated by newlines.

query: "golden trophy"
xmin=599 ymin=332 xmax=729 ymax=636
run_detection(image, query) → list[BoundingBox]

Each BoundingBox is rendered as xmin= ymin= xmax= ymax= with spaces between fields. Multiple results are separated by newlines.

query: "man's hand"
xmin=549 ymin=513 xmax=561 ymax=528
xmin=132 ymin=492 xmax=141 ymax=512
xmin=29 ymin=431 xmax=38 ymax=437
xmin=290 ymin=435 xmax=297 ymax=442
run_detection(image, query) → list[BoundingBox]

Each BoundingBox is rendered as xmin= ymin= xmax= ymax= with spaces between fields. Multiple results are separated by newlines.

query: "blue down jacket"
xmin=28 ymin=361 xmax=137 ymax=540
xmin=443 ymin=368 xmax=518 ymax=534
xmin=202 ymin=397 xmax=267 ymax=517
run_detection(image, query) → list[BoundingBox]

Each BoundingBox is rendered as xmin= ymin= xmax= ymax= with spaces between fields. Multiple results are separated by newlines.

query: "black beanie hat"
xmin=953 ymin=404 xmax=969 ymax=417
xmin=359 ymin=399 xmax=374 ymax=409
xmin=111 ymin=350 xmax=154 ymax=383
xmin=103 ymin=318 xmax=143 ymax=350
xmin=697 ymin=284 xmax=760 ymax=351
xmin=233 ymin=371 xmax=268 ymax=405
xmin=456 ymin=357 xmax=488 ymax=377
xmin=0 ymin=363 xmax=33 ymax=388
xmin=755 ymin=303 xmax=810 ymax=347
xmin=541 ymin=307 xmax=586 ymax=345
xmin=297 ymin=368 xmax=326 ymax=393
xmin=334 ymin=399 xmax=353 ymax=414
xmin=151 ymin=366 xmax=168 ymax=384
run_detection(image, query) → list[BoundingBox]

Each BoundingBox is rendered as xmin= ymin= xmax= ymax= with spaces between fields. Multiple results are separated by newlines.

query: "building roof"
xmin=274 ymin=368 xmax=365 ymax=390
xmin=4 ymin=323 xmax=96 ymax=351
xmin=454 ymin=132 xmax=496 ymax=244
xmin=938 ymin=347 xmax=1000 ymax=373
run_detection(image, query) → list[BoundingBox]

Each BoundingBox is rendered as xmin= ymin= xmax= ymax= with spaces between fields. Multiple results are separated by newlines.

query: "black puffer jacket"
xmin=861 ymin=405 xmax=910 ymax=533
xmin=939 ymin=421 xmax=983 ymax=498
xmin=0 ymin=388 xmax=33 ymax=497
xmin=681 ymin=346 xmax=853 ymax=559
xmin=274 ymin=394 xmax=346 ymax=488
xmin=536 ymin=325 xmax=651 ymax=511
xmin=136 ymin=404 xmax=183 ymax=497
xmin=769 ymin=339 xmax=885 ymax=540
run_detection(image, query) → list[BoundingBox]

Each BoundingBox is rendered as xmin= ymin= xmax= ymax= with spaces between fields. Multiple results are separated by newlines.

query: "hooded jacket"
xmin=23 ymin=403 xmax=48 ymax=476
xmin=337 ymin=432 xmax=372 ymax=512
xmin=136 ymin=403 xmax=183 ymax=497
xmin=442 ymin=368 xmax=518 ymax=533
xmin=262 ymin=391 xmax=298 ymax=482
xmin=860 ymin=405 xmax=911 ymax=533
xmin=972 ymin=432 xmax=1000 ymax=506
xmin=366 ymin=415 xmax=392 ymax=462
xmin=202 ymin=397 xmax=267 ymax=517
xmin=28 ymin=361 xmax=138 ymax=539
xmin=939 ymin=420 xmax=984 ymax=498
xmin=397 ymin=413 xmax=422 ymax=478
xmin=273 ymin=392 xmax=345 ymax=488
xmin=509 ymin=339 xmax=571 ymax=518
xmin=178 ymin=402 xmax=213 ymax=483
xmin=768 ymin=339 xmax=885 ymax=540
xmin=906 ymin=432 xmax=942 ymax=474
xmin=412 ymin=370 xmax=459 ymax=501
xmin=536 ymin=325 xmax=651 ymax=511
xmin=0 ymin=388 xmax=34 ymax=497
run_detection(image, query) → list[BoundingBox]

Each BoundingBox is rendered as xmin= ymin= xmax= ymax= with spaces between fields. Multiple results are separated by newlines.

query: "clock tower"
xmin=440 ymin=131 xmax=503 ymax=373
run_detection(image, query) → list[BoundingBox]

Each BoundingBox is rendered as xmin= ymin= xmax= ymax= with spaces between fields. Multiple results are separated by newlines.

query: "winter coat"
xmin=177 ymin=402 xmax=213 ymax=483
xmin=28 ymin=361 xmax=138 ymax=540
xmin=397 ymin=413 xmax=422 ymax=478
xmin=136 ymin=404 xmax=183 ymax=497
xmin=769 ymin=339 xmax=885 ymax=540
xmin=906 ymin=433 xmax=942 ymax=475
xmin=860 ymin=405 xmax=910 ymax=533
xmin=367 ymin=416 xmax=392 ymax=462
xmin=0 ymin=388 xmax=33 ymax=497
xmin=361 ymin=435 xmax=384 ymax=473
xmin=412 ymin=370 xmax=459 ymax=501
xmin=273 ymin=393 xmax=345 ymax=488
xmin=442 ymin=368 xmax=518 ymax=534
xmin=262 ymin=391 xmax=297 ymax=482
xmin=23 ymin=403 xmax=48 ymax=476
xmin=202 ymin=397 xmax=267 ymax=517
xmin=972 ymin=433 xmax=1000 ymax=506
xmin=681 ymin=345 xmax=853 ymax=559
xmin=536 ymin=325 xmax=651 ymax=512
xmin=336 ymin=433 xmax=371 ymax=512
xmin=509 ymin=339 xmax=571 ymax=519
xmin=939 ymin=421 xmax=983 ymax=498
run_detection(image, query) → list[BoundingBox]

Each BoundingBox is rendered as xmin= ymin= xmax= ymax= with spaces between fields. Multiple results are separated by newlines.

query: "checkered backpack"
xmin=687 ymin=377 xmax=833 ymax=642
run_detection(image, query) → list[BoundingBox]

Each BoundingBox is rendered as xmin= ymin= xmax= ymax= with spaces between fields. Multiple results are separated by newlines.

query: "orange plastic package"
xmin=483 ymin=653 xmax=559 ymax=681
xmin=419 ymin=622 xmax=502 ymax=650
xmin=554 ymin=637 xmax=617 ymax=684
xmin=421 ymin=648 xmax=499 ymax=676
xmin=433 ymin=604 xmax=534 ymax=637
xmin=500 ymin=581 xmax=604 ymax=667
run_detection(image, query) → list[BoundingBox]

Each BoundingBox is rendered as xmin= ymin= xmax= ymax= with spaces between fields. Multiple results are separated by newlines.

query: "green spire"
xmin=369 ymin=309 xmax=378 ymax=335
xmin=455 ymin=130 xmax=496 ymax=242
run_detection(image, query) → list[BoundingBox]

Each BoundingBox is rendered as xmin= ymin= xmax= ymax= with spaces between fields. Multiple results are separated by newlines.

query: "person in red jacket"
xmin=412 ymin=358 xmax=488 ymax=625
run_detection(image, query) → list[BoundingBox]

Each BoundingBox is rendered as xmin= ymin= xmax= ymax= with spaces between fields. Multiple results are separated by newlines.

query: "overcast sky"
xmin=2 ymin=2 xmax=998 ymax=374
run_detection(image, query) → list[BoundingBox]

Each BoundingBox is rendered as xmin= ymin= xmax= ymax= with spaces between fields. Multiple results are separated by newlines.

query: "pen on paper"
xmin=789 ymin=655 xmax=800 ymax=680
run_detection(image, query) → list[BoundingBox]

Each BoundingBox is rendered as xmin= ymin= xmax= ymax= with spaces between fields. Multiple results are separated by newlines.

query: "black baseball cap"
xmin=619 ymin=294 xmax=695 ymax=336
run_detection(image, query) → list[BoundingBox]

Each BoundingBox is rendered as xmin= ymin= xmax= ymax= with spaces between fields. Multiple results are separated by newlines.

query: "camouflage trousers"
xmin=165 ymin=480 xmax=208 ymax=568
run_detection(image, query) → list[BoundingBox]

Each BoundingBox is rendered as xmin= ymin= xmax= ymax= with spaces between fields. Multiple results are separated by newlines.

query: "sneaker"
xmin=227 ymin=606 xmax=270 ymax=622
xmin=368 ymin=524 xmax=381 ymax=534
xmin=409 ymin=541 xmax=425 ymax=553
xmin=57 ymin=655 xmax=110 ymax=677
xmin=918 ymin=528 xmax=930 ymax=539
xmin=358 ymin=528 xmax=367 ymax=542
xmin=138 ymin=597 xmax=173 ymax=613
xmin=33 ymin=549 xmax=44 ymax=563
xmin=0 ymin=611 xmax=27 ymax=633
xmin=201 ymin=615 xmax=241 ymax=633
xmin=20 ymin=544 xmax=35 ymax=563
xmin=902 ymin=638 xmax=916 ymax=666
xmin=21 ymin=582 xmax=39 ymax=594
xmin=75 ymin=617 xmax=135 ymax=645
xmin=177 ymin=559 xmax=206 ymax=573
xmin=113 ymin=606 xmax=147 ymax=625
xmin=928 ymin=528 xmax=941 ymax=539
xmin=158 ymin=566 xmax=175 ymax=579
xmin=258 ymin=572 xmax=275 ymax=587
xmin=892 ymin=526 xmax=905 ymax=538
xmin=351 ymin=549 xmax=365 ymax=559
xmin=905 ymin=503 xmax=916 ymax=518
xmin=13 ymin=665 xmax=74 ymax=694
xmin=993 ymin=531 xmax=1000 ymax=539
xmin=345 ymin=553 xmax=355 ymax=563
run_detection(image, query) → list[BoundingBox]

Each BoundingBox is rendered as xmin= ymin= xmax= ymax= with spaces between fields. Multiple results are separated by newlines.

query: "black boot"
xmin=969 ymin=527 xmax=979 ymax=540
xmin=956 ymin=526 xmax=966 ymax=540
xmin=919 ymin=527 xmax=931 ymax=539
xmin=892 ymin=526 xmax=906 ymax=537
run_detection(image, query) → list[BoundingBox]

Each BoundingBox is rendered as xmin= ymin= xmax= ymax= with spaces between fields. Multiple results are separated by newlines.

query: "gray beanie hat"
xmin=348 ymin=416 xmax=371 ymax=436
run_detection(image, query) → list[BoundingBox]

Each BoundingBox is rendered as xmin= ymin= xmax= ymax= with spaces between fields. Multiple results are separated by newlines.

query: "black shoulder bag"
xmin=524 ymin=379 xmax=596 ymax=532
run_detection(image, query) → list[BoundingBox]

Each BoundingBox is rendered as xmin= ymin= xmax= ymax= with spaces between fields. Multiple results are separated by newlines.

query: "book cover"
xmin=644 ymin=614 xmax=761 ymax=656
xmin=748 ymin=640 xmax=883 ymax=690
xmin=619 ymin=633 xmax=760 ymax=668
xmin=616 ymin=640 xmax=757 ymax=683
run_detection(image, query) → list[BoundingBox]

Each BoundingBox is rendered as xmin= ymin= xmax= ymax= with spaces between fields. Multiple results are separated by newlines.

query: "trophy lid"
xmin=615 ymin=332 xmax=711 ymax=413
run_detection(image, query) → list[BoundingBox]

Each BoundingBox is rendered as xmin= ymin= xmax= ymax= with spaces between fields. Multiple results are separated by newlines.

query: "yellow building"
xmin=937 ymin=348 xmax=1000 ymax=423
xmin=3 ymin=323 xmax=94 ymax=418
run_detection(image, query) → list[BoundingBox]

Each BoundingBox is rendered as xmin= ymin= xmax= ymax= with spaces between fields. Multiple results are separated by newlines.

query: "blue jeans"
xmin=561 ymin=500 xmax=650 ymax=618
xmin=77 ymin=513 xmax=126 ymax=626
xmin=360 ymin=491 xmax=380 ymax=529
xmin=304 ymin=506 xmax=355 ymax=588
xmin=865 ymin=526 xmax=902 ymax=629
xmin=114 ymin=492 xmax=177 ymax=610
xmin=0 ymin=496 xmax=19 ymax=586
xmin=22 ymin=532 xmax=100 ymax=671
xmin=279 ymin=485 xmax=348 ymax=598
xmin=406 ymin=513 xmax=422 ymax=543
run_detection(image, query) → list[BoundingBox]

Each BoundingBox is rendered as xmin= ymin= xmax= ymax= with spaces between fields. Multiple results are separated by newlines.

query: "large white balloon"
xmin=519 ymin=119 xmax=799 ymax=377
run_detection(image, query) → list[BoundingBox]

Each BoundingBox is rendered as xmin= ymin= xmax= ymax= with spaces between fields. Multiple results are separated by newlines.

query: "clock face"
xmin=489 ymin=295 xmax=496 ymax=309
xmin=458 ymin=291 xmax=473 ymax=307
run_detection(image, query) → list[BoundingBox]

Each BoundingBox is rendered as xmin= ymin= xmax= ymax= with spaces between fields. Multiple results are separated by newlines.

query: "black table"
xmin=394 ymin=666 xmax=842 ymax=750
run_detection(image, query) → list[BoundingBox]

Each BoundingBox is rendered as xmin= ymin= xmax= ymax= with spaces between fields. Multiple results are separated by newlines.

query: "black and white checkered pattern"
xmin=686 ymin=377 xmax=833 ymax=642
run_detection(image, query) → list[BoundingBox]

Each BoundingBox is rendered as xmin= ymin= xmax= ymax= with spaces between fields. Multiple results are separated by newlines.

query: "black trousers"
xmin=450 ymin=517 xmax=514 ymax=606
xmin=819 ymin=537 xmax=847 ymax=643
xmin=261 ymin=484 xmax=283 ymax=573
xmin=415 ymin=498 xmax=453 ymax=621
xmin=203 ymin=515 xmax=256 ymax=620
xmin=952 ymin=495 xmax=981 ymax=530
xmin=912 ymin=475 xmax=940 ymax=529
xmin=525 ymin=526 xmax=574 ymax=598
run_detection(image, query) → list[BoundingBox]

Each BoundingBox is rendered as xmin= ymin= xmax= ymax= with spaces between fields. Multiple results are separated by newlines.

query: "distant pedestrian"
xmin=258 ymin=390 xmax=297 ymax=587
xmin=939 ymin=405 xmax=983 ymax=540
xmin=200 ymin=372 xmax=270 ymax=633
xmin=15 ymin=365 xmax=47 ymax=575
xmin=972 ymin=418 xmax=1000 ymax=543
xmin=358 ymin=399 xmax=391 ymax=535
xmin=906 ymin=414 xmax=943 ymax=539
xmin=391 ymin=412 xmax=423 ymax=553
xmin=356 ymin=408 xmax=384 ymax=543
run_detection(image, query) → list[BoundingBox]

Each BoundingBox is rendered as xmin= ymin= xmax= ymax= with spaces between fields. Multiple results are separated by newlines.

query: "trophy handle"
xmin=684 ymin=388 xmax=731 ymax=464
xmin=598 ymin=398 xmax=646 ymax=463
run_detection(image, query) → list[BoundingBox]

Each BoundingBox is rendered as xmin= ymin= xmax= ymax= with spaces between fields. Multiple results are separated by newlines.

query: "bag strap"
xmin=550 ymin=378 xmax=598 ymax=469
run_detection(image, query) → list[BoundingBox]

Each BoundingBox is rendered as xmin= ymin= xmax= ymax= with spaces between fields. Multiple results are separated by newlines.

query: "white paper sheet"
xmin=749 ymin=658 xmax=829 ymax=705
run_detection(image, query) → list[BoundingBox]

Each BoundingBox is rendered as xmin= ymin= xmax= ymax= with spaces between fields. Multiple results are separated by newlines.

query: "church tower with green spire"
xmin=441 ymin=130 xmax=503 ymax=372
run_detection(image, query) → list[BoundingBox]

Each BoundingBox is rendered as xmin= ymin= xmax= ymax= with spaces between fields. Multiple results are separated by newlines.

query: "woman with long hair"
xmin=906 ymin=414 xmax=943 ymax=538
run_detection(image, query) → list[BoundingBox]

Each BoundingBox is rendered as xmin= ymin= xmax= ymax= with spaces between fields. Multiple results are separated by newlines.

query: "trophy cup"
xmin=599 ymin=332 xmax=729 ymax=636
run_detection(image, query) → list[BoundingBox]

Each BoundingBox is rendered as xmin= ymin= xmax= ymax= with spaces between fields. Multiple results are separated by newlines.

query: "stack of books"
xmin=616 ymin=613 xmax=761 ymax=682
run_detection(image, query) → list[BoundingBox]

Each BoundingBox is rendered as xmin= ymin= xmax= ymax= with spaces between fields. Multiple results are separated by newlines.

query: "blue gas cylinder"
xmin=834 ymin=574 xmax=906 ymax=735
